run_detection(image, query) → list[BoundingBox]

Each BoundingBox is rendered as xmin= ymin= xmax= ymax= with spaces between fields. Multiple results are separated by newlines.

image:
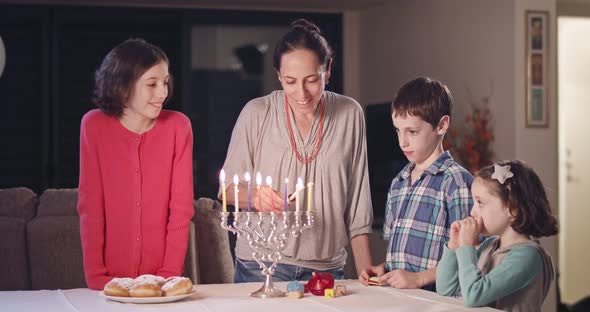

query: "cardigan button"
xmin=136 ymin=202 xmax=140 ymax=206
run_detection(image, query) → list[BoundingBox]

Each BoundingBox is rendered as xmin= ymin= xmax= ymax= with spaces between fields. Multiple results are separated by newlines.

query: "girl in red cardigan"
xmin=78 ymin=38 xmax=194 ymax=290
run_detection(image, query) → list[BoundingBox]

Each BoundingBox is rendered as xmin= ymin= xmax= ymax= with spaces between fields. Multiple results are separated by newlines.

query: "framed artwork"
xmin=525 ymin=10 xmax=549 ymax=128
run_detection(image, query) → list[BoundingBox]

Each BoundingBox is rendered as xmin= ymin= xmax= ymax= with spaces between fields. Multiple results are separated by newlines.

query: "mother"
xmin=220 ymin=19 xmax=373 ymax=282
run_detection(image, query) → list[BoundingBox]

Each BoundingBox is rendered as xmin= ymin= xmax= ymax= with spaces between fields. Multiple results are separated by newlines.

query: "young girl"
xmin=78 ymin=38 xmax=194 ymax=290
xmin=436 ymin=160 xmax=558 ymax=311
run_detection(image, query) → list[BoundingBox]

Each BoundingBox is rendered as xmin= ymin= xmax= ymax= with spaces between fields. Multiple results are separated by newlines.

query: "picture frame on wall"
xmin=525 ymin=10 xmax=549 ymax=128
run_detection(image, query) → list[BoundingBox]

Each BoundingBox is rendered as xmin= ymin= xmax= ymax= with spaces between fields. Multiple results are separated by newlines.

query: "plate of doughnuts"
xmin=101 ymin=275 xmax=195 ymax=304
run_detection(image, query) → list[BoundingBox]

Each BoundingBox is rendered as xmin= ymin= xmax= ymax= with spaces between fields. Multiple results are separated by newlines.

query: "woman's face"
xmin=123 ymin=61 xmax=169 ymax=123
xmin=278 ymin=49 xmax=330 ymax=114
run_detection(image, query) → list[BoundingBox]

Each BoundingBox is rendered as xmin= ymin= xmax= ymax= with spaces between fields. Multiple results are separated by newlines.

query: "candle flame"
xmin=220 ymin=169 xmax=225 ymax=182
xmin=256 ymin=172 xmax=262 ymax=185
xmin=297 ymin=177 xmax=304 ymax=188
xmin=244 ymin=172 xmax=251 ymax=182
xmin=285 ymin=178 xmax=289 ymax=183
xmin=266 ymin=176 xmax=272 ymax=185
xmin=233 ymin=174 xmax=239 ymax=184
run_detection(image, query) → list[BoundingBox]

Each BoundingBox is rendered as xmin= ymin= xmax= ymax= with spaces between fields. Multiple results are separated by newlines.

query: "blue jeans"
xmin=234 ymin=258 xmax=345 ymax=283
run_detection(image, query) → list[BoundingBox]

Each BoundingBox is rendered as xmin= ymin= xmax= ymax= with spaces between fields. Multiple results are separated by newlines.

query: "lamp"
xmin=0 ymin=36 xmax=5 ymax=78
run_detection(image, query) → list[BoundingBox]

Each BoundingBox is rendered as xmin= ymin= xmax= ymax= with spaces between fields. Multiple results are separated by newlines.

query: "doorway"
xmin=558 ymin=16 xmax=590 ymax=305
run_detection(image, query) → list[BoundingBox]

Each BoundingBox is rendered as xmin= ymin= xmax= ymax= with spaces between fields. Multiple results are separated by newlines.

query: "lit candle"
xmin=266 ymin=176 xmax=273 ymax=212
xmin=220 ymin=169 xmax=226 ymax=212
xmin=244 ymin=172 xmax=251 ymax=212
xmin=233 ymin=175 xmax=240 ymax=213
xmin=256 ymin=172 xmax=262 ymax=211
xmin=296 ymin=178 xmax=304 ymax=212
xmin=284 ymin=178 xmax=289 ymax=212
xmin=307 ymin=182 xmax=313 ymax=212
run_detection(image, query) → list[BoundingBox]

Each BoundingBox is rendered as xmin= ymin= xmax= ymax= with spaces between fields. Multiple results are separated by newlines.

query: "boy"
xmin=359 ymin=77 xmax=473 ymax=290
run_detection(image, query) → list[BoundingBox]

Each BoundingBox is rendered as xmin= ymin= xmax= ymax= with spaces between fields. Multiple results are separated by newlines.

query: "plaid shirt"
xmin=383 ymin=151 xmax=473 ymax=273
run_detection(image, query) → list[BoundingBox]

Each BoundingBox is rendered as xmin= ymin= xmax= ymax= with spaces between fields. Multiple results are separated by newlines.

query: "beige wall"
xmin=348 ymin=0 xmax=558 ymax=311
xmin=355 ymin=0 xmax=517 ymax=161
xmin=513 ymin=1 xmax=558 ymax=311
xmin=558 ymin=0 xmax=590 ymax=16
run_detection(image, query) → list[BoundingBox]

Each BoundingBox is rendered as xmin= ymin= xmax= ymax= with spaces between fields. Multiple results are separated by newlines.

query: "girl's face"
xmin=123 ymin=61 xmax=169 ymax=123
xmin=278 ymin=48 xmax=329 ymax=114
xmin=470 ymin=178 xmax=514 ymax=236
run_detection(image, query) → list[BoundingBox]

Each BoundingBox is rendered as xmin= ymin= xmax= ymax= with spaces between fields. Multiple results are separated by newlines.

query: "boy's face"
xmin=391 ymin=112 xmax=447 ymax=166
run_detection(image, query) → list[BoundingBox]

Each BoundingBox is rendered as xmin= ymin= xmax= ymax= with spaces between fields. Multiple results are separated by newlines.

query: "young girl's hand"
xmin=448 ymin=221 xmax=461 ymax=251
xmin=458 ymin=217 xmax=482 ymax=247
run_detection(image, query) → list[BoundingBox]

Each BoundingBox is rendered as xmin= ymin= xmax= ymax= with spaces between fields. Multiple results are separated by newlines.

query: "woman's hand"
xmin=457 ymin=217 xmax=482 ymax=247
xmin=447 ymin=221 xmax=461 ymax=251
xmin=254 ymin=186 xmax=285 ymax=212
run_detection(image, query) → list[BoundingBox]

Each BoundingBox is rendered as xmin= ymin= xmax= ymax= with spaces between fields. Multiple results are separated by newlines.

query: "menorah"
xmin=220 ymin=210 xmax=314 ymax=298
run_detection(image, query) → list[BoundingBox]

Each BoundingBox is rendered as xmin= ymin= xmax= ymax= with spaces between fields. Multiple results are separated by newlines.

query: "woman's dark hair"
xmin=476 ymin=160 xmax=558 ymax=237
xmin=92 ymin=38 xmax=172 ymax=117
xmin=273 ymin=19 xmax=333 ymax=72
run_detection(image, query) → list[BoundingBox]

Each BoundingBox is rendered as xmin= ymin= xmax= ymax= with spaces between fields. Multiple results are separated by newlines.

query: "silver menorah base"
xmin=220 ymin=211 xmax=314 ymax=298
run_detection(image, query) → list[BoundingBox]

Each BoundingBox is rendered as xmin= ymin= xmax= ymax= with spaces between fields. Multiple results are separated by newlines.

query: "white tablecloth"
xmin=0 ymin=280 xmax=499 ymax=311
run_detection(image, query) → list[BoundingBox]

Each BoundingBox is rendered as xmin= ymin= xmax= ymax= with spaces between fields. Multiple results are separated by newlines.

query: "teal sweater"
xmin=436 ymin=237 xmax=553 ymax=311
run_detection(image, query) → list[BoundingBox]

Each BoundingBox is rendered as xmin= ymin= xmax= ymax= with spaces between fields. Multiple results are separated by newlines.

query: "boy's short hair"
xmin=92 ymin=38 xmax=172 ymax=117
xmin=391 ymin=77 xmax=452 ymax=128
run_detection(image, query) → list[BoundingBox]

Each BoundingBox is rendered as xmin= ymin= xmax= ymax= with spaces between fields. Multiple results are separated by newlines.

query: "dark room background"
xmin=0 ymin=3 xmax=404 ymax=223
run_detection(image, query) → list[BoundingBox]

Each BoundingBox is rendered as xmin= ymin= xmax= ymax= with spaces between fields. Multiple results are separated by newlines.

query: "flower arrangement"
xmin=444 ymin=95 xmax=494 ymax=174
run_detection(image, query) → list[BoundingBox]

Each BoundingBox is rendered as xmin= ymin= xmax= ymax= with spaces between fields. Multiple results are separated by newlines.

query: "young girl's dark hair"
xmin=273 ymin=19 xmax=333 ymax=72
xmin=92 ymin=38 xmax=172 ymax=117
xmin=476 ymin=160 xmax=558 ymax=237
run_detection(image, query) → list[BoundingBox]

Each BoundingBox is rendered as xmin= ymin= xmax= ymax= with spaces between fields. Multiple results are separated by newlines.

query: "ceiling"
xmin=0 ymin=0 xmax=390 ymax=11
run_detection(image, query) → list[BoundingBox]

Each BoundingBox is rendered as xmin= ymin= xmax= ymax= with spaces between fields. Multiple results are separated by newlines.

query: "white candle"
xmin=266 ymin=176 xmax=273 ymax=212
xmin=244 ymin=172 xmax=251 ymax=212
xmin=233 ymin=175 xmax=239 ymax=213
xmin=284 ymin=178 xmax=289 ymax=212
xmin=220 ymin=170 xmax=226 ymax=212
xmin=307 ymin=182 xmax=313 ymax=212
xmin=296 ymin=178 xmax=304 ymax=212
xmin=256 ymin=172 xmax=262 ymax=211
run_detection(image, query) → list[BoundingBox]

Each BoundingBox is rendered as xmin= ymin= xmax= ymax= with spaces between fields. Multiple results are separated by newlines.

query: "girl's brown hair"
xmin=476 ymin=160 xmax=558 ymax=237
xmin=93 ymin=38 xmax=172 ymax=117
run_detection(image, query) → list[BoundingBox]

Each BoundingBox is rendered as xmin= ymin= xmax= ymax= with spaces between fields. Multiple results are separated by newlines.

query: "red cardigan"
xmin=77 ymin=109 xmax=194 ymax=290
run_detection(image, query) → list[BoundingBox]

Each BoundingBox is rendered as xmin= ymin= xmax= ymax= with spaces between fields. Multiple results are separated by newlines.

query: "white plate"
xmin=100 ymin=290 xmax=196 ymax=304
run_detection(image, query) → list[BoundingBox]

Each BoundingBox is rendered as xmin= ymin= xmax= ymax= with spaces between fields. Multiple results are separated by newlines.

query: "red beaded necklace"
xmin=285 ymin=94 xmax=325 ymax=164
